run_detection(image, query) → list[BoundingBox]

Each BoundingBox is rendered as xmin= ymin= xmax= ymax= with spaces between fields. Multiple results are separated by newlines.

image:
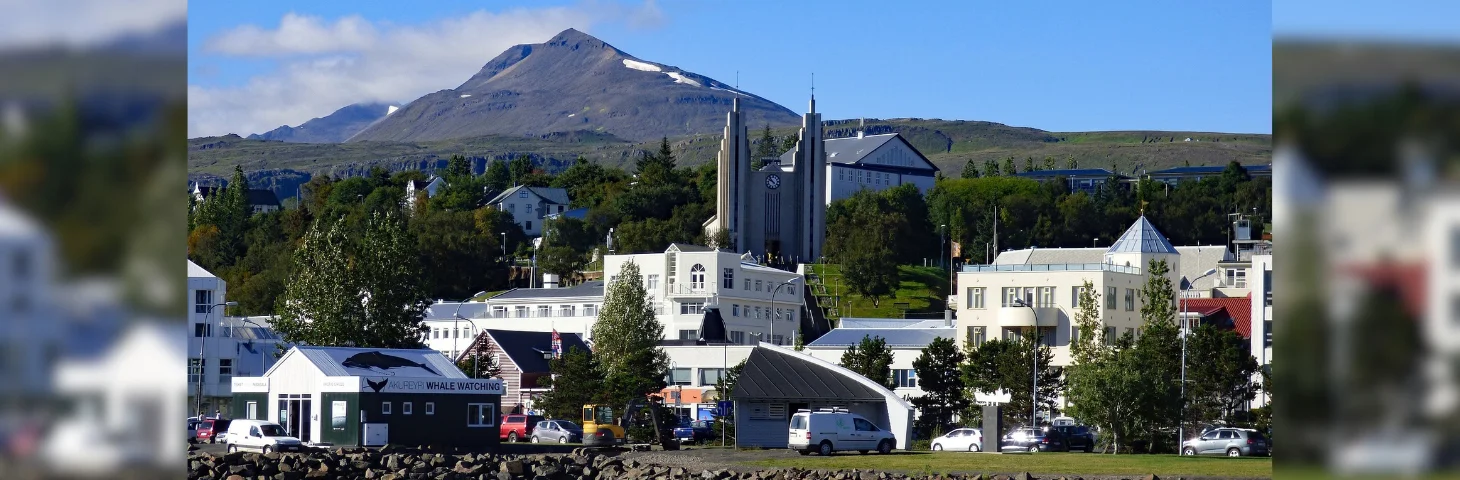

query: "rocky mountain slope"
xmin=346 ymin=28 xmax=800 ymax=143
xmin=248 ymin=102 xmax=400 ymax=143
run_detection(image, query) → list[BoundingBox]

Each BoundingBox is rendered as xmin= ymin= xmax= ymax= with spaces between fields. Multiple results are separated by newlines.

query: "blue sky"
xmin=187 ymin=1 xmax=1272 ymax=137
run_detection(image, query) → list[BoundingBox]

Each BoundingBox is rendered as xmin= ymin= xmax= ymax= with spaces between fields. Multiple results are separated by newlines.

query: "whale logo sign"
xmin=366 ymin=378 xmax=389 ymax=393
xmin=341 ymin=351 xmax=440 ymax=376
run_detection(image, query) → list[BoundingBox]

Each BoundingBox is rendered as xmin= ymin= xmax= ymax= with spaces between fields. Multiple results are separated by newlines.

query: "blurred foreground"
xmin=0 ymin=1 xmax=185 ymax=477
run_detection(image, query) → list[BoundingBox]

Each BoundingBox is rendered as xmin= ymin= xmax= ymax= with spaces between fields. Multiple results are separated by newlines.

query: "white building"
xmin=813 ymin=131 xmax=940 ymax=203
xmin=488 ymin=185 xmax=570 ymax=237
xmin=659 ymin=343 xmax=755 ymax=420
xmin=1250 ymin=253 xmax=1273 ymax=408
xmin=420 ymin=283 xmax=603 ymax=359
xmin=403 ymin=176 xmax=445 ymax=211
xmin=188 ymin=260 xmax=234 ymax=414
xmin=803 ymin=326 xmax=955 ymax=399
xmin=954 ymin=216 xmax=1182 ymax=367
xmin=0 ymin=198 xmax=59 ymax=406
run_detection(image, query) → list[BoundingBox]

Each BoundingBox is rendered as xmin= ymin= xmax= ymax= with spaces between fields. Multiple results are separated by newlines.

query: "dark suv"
xmin=1000 ymin=427 xmax=1067 ymax=453
xmin=1051 ymin=424 xmax=1096 ymax=452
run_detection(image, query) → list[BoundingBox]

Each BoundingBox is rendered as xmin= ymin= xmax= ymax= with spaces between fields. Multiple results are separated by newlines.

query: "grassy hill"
xmin=188 ymin=118 xmax=1271 ymax=186
xmin=807 ymin=264 xmax=952 ymax=323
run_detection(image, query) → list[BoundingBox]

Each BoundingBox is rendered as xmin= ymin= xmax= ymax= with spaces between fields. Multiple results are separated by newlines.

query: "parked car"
xmin=499 ymin=414 xmax=546 ymax=442
xmin=1000 ymin=427 xmax=1068 ymax=453
xmin=1050 ymin=424 xmax=1096 ymax=452
xmin=930 ymin=428 xmax=983 ymax=452
xmin=531 ymin=420 xmax=582 ymax=444
xmin=1181 ymin=428 xmax=1269 ymax=457
xmin=197 ymin=418 xmax=233 ymax=444
xmin=224 ymin=420 xmax=305 ymax=454
xmin=673 ymin=420 xmax=715 ymax=445
xmin=187 ymin=417 xmax=201 ymax=443
xmin=787 ymin=408 xmax=896 ymax=456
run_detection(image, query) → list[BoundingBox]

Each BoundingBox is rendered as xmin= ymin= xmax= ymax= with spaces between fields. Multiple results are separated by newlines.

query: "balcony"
xmin=962 ymin=263 xmax=1142 ymax=275
xmin=997 ymin=305 xmax=1060 ymax=327
xmin=665 ymin=284 xmax=713 ymax=298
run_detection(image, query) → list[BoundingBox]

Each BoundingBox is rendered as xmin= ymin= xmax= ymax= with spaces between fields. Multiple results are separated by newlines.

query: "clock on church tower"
xmin=765 ymin=174 xmax=781 ymax=190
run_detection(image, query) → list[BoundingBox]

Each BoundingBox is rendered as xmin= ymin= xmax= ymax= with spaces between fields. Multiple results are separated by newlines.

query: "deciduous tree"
xmin=592 ymin=261 xmax=671 ymax=409
xmin=840 ymin=335 xmax=896 ymax=390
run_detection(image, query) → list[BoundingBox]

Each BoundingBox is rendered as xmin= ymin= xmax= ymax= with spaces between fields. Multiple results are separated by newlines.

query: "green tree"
xmin=591 ymin=261 xmax=671 ymax=409
xmin=1184 ymin=324 xmax=1260 ymax=424
xmin=983 ymin=159 xmax=1000 ymax=177
xmin=272 ymin=211 xmax=430 ymax=348
xmin=753 ymin=124 xmax=778 ymax=170
xmin=781 ymin=133 xmax=799 ymax=153
xmin=961 ymin=335 xmax=1062 ymax=428
xmin=961 ymin=159 xmax=980 ymax=178
xmin=484 ymin=158 xmax=511 ymax=192
xmin=840 ymin=335 xmax=896 ymax=390
xmin=636 ymin=137 xmax=677 ymax=186
xmin=911 ymin=337 xmax=968 ymax=436
xmin=457 ymin=345 xmax=503 ymax=379
xmin=1002 ymin=157 xmax=1017 ymax=176
xmin=825 ymin=190 xmax=903 ymax=307
xmin=1132 ymin=259 xmax=1182 ymax=450
xmin=536 ymin=346 xmax=606 ymax=421
xmin=1065 ymin=156 xmax=1078 ymax=169
xmin=412 ymin=208 xmax=503 ymax=299
xmin=1023 ymin=157 xmax=1035 ymax=173
xmin=509 ymin=155 xmax=534 ymax=187
xmin=1042 ymin=156 xmax=1057 ymax=171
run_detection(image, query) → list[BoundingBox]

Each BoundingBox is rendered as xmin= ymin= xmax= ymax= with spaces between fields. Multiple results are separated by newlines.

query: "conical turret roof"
xmin=1106 ymin=216 xmax=1179 ymax=255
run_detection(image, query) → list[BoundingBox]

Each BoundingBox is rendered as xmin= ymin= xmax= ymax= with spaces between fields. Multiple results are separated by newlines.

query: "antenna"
xmin=811 ymin=72 xmax=815 ymax=98
xmin=736 ymin=71 xmax=739 ymax=90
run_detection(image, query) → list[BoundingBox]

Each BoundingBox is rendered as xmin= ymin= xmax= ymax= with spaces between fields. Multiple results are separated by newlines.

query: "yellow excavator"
xmin=581 ymin=399 xmax=678 ymax=450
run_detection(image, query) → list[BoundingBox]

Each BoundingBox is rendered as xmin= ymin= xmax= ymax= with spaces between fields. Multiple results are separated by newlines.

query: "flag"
xmin=551 ymin=329 xmax=562 ymax=358
xmin=951 ymin=241 xmax=961 ymax=258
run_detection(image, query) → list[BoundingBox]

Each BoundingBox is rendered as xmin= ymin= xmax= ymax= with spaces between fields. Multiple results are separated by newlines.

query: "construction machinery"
xmin=581 ymin=398 xmax=679 ymax=450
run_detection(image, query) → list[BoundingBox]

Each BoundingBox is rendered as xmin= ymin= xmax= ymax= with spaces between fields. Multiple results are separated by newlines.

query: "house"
xmin=188 ymin=260 xmax=233 ymax=414
xmin=403 ymin=176 xmax=446 ymax=210
xmin=0 ymin=197 xmax=59 ymax=408
xmin=812 ymin=131 xmax=940 ymax=203
xmin=803 ymin=325 xmax=956 ymax=399
xmin=454 ymin=329 xmax=590 ymax=414
xmin=420 ymin=282 xmax=603 ymax=359
xmin=1143 ymin=164 xmax=1272 ymax=185
xmin=488 ymin=186 xmax=570 ymax=237
xmin=732 ymin=343 xmax=915 ymax=449
xmin=190 ymin=184 xmax=281 ymax=214
xmin=230 ymin=346 xmax=504 ymax=448
xmin=1015 ymin=168 xmax=1130 ymax=195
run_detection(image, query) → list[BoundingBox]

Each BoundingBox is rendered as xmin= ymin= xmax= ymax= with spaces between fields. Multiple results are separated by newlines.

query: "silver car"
xmin=530 ymin=420 xmax=582 ymax=444
xmin=1182 ymin=428 xmax=1270 ymax=457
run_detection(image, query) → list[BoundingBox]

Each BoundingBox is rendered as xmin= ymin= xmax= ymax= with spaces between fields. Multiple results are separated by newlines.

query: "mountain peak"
xmin=543 ymin=27 xmax=616 ymax=53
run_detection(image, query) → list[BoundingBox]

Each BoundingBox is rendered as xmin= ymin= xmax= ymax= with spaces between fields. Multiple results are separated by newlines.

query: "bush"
xmin=910 ymin=439 xmax=932 ymax=451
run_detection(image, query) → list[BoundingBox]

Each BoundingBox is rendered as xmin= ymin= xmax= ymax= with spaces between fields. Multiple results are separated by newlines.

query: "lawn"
xmin=471 ymin=290 xmax=508 ymax=302
xmin=745 ymin=452 xmax=1272 ymax=478
xmin=809 ymin=264 xmax=951 ymax=321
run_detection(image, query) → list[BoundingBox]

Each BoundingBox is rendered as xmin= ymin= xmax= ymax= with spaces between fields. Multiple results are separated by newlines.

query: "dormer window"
xmin=519 ymin=191 xmax=529 ymax=198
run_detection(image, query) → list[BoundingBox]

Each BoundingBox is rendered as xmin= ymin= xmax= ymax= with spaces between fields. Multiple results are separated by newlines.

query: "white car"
xmin=788 ymin=408 xmax=896 ymax=456
xmin=931 ymin=428 xmax=983 ymax=452
xmin=224 ymin=420 xmax=305 ymax=454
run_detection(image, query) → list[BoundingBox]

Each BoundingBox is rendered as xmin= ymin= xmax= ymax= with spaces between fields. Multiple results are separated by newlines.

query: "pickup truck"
xmin=673 ymin=420 xmax=714 ymax=445
xmin=499 ymin=414 xmax=546 ymax=442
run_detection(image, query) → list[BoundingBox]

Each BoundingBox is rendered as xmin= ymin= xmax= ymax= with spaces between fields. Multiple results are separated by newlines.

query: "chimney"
xmin=944 ymin=309 xmax=953 ymax=327
xmin=858 ymin=118 xmax=864 ymax=139
xmin=542 ymin=273 xmax=560 ymax=289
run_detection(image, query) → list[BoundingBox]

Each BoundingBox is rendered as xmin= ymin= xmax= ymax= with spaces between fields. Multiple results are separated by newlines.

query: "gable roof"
xmin=491 ymin=281 xmax=604 ymax=301
xmin=546 ymin=207 xmax=589 ymax=221
xmin=187 ymin=260 xmax=215 ymax=279
xmin=1182 ymin=295 xmax=1253 ymax=339
xmin=1016 ymin=168 xmax=1126 ymax=179
xmin=778 ymin=133 xmax=937 ymax=172
xmin=668 ymin=243 xmax=715 ymax=253
xmin=488 ymin=185 xmax=570 ymax=206
xmin=806 ymin=327 xmax=954 ymax=348
xmin=481 ymin=330 xmax=590 ymax=374
xmin=734 ymin=346 xmax=885 ymax=401
xmin=1107 ymin=216 xmax=1179 ymax=255
xmin=277 ymin=346 xmax=465 ymax=378
xmin=246 ymin=189 xmax=280 ymax=207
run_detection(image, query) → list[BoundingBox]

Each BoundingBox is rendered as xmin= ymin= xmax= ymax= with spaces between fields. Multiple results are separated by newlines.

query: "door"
xmin=299 ymin=400 xmax=313 ymax=444
xmin=852 ymin=418 xmax=878 ymax=450
xmin=1195 ymin=430 xmax=1220 ymax=454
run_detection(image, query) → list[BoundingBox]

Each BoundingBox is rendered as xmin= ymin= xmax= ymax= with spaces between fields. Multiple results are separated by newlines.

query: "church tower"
xmin=790 ymin=96 xmax=827 ymax=261
xmin=707 ymin=97 xmax=750 ymax=251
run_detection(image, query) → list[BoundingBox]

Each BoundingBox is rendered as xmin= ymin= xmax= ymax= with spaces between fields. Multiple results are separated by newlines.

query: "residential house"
xmin=1143 ymin=164 xmax=1273 ymax=185
xmin=403 ymin=176 xmax=445 ymax=210
xmin=1015 ymin=168 xmax=1130 ymax=195
xmin=190 ymin=184 xmax=281 ymax=214
xmin=488 ymin=186 xmax=570 ymax=237
xmin=420 ymin=282 xmax=603 ymax=359
xmin=454 ymin=329 xmax=590 ymax=414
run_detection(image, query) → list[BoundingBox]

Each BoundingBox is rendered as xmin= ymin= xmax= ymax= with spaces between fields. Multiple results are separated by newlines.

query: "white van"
xmin=787 ymin=408 xmax=896 ymax=456
xmin=224 ymin=419 xmax=306 ymax=454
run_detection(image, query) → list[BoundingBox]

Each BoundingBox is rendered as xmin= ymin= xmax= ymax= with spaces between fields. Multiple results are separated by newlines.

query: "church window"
xmin=744 ymin=279 xmax=750 ymax=290
xmin=690 ymin=264 xmax=706 ymax=290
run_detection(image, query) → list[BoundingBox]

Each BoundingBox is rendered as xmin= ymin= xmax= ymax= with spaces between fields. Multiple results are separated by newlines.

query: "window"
xmin=188 ymin=358 xmax=204 ymax=384
xmin=700 ymin=368 xmax=725 ymax=386
xmin=519 ymin=191 xmax=529 ymax=198
xmin=744 ymin=278 xmax=750 ymax=290
xmin=493 ymin=306 xmax=507 ymax=317
xmin=194 ymin=290 xmax=213 ymax=314
xmin=219 ymin=359 xmax=233 ymax=382
xmin=690 ymin=264 xmax=706 ymax=289
xmin=1003 ymin=327 xmax=1026 ymax=341
xmin=679 ymin=329 xmax=698 ymax=340
xmin=1071 ymin=324 xmax=1081 ymax=343
xmin=754 ymin=306 xmax=762 ymax=319
xmin=680 ymin=301 xmax=705 ymax=315
xmin=559 ymin=305 xmax=575 ymax=317
xmin=772 ymin=334 xmax=785 ymax=345
xmin=247 ymin=401 xmax=258 ymax=420
xmin=538 ymin=306 xmax=551 ymax=317
xmin=194 ymin=323 xmax=212 ymax=338
xmin=584 ymin=304 xmax=598 ymax=317
xmin=967 ymin=326 xmax=986 ymax=347
xmin=1105 ymin=326 xmax=1117 ymax=345
xmin=1234 ymin=270 xmax=1247 ymax=288
xmin=732 ymin=304 xmax=740 ymax=317
xmin=667 ymin=253 xmax=678 ymax=287
xmin=854 ymin=418 xmax=878 ymax=431
xmin=646 ymin=274 xmax=660 ymax=290
xmin=894 ymin=369 xmax=918 ymax=388
xmin=654 ymin=304 xmax=664 ymax=315
xmin=426 ymin=402 xmax=435 ymax=415
xmin=723 ymin=268 xmax=735 ymax=289
xmin=666 ymin=368 xmax=692 ymax=386
xmin=1124 ymin=289 xmax=1135 ymax=311
xmin=755 ymin=280 xmax=763 ymax=291
xmin=1039 ymin=287 xmax=1054 ymax=308
xmin=1264 ymin=320 xmax=1273 ymax=347
xmin=507 ymin=203 xmax=514 ymax=212
xmin=525 ymin=221 xmax=532 ymax=231
xmin=730 ymin=331 xmax=746 ymax=344
xmin=1037 ymin=327 xmax=1056 ymax=347
xmin=382 ymin=402 xmax=392 ymax=415
xmin=403 ymin=402 xmax=413 ymax=415
xmin=1072 ymin=286 xmax=1087 ymax=308
xmin=432 ymin=329 xmax=439 ymax=339
xmin=1106 ymin=287 xmax=1117 ymax=310
xmin=467 ymin=403 xmax=495 ymax=427
xmin=1002 ymin=287 xmax=1019 ymax=307
xmin=967 ymin=287 xmax=984 ymax=309
xmin=515 ymin=306 xmax=528 ymax=318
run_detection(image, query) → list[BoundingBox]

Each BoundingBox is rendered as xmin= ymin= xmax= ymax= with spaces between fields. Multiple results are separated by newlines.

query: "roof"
xmin=491 ymin=281 xmax=604 ymax=301
xmin=837 ymin=318 xmax=923 ymax=329
xmin=546 ymin=207 xmax=589 ymax=221
xmin=1146 ymin=164 xmax=1272 ymax=176
xmin=281 ymin=346 xmax=465 ymax=378
xmin=1339 ymin=262 xmax=1427 ymax=318
xmin=698 ymin=306 xmax=728 ymax=343
xmin=1181 ymin=295 xmax=1253 ymax=339
xmin=1016 ymin=168 xmax=1125 ymax=179
xmin=488 ymin=185 xmax=570 ymax=206
xmin=187 ymin=260 xmax=215 ymax=279
xmin=1106 ymin=216 xmax=1180 ymax=255
xmin=425 ymin=301 xmax=493 ymax=319
xmin=993 ymin=247 xmax=1105 ymax=265
xmin=668 ymin=243 xmax=715 ymax=253
xmin=246 ymin=189 xmax=280 ymax=207
xmin=778 ymin=133 xmax=937 ymax=171
xmin=734 ymin=347 xmax=885 ymax=401
xmin=806 ymin=328 xmax=954 ymax=348
xmin=482 ymin=330 xmax=590 ymax=374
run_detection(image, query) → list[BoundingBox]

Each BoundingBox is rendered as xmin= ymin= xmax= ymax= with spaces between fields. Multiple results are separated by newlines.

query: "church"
xmin=704 ymin=97 xmax=939 ymax=264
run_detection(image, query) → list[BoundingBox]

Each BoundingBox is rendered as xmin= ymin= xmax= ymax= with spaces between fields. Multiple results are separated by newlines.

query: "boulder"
xmin=1143 ymin=475 xmax=1159 ymax=480
xmin=503 ymin=460 xmax=525 ymax=475
xmin=1018 ymin=473 xmax=1034 ymax=480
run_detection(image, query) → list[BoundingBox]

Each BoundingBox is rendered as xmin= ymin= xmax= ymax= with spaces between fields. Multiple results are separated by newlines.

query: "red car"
xmin=499 ymin=414 xmax=545 ymax=442
xmin=196 ymin=418 xmax=232 ymax=444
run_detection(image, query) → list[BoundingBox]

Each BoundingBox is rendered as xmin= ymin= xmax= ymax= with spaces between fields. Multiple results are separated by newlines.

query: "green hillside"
xmin=807 ymin=264 xmax=952 ymax=323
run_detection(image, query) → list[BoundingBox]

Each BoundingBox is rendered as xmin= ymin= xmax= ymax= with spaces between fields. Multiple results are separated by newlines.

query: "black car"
xmin=673 ymin=420 xmax=715 ymax=445
xmin=1000 ymin=427 xmax=1068 ymax=453
xmin=1051 ymin=425 xmax=1096 ymax=452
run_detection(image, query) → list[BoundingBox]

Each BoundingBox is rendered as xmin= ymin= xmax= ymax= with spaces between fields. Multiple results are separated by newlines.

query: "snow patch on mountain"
xmin=386 ymin=105 xmax=399 ymax=115
xmin=622 ymin=58 xmax=661 ymax=72
xmin=460 ymin=94 xmax=472 ymax=98
xmin=665 ymin=72 xmax=700 ymax=87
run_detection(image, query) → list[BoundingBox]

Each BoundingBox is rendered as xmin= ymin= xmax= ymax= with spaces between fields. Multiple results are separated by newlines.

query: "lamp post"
xmin=769 ymin=279 xmax=799 ymax=346
xmin=195 ymin=301 xmax=237 ymax=416
xmin=1013 ymin=298 xmax=1038 ymax=428
xmin=940 ymin=224 xmax=947 ymax=270
xmin=1179 ymin=268 xmax=1219 ymax=450
xmin=234 ymin=317 xmax=272 ymax=375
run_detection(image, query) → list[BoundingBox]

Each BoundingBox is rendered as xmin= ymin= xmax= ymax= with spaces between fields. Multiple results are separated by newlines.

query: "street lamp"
xmin=1012 ymin=298 xmax=1038 ymax=428
xmin=940 ymin=224 xmax=947 ymax=270
xmin=233 ymin=317 xmax=273 ymax=376
xmin=195 ymin=301 xmax=237 ymax=416
xmin=769 ymin=279 xmax=799 ymax=346
xmin=1179 ymin=267 xmax=1219 ymax=450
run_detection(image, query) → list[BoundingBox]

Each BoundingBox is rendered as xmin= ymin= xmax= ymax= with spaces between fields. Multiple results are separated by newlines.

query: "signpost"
xmin=974 ymin=390 xmax=1010 ymax=453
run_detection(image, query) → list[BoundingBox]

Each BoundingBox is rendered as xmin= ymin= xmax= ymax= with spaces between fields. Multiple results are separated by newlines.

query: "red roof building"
xmin=1180 ymin=295 xmax=1254 ymax=339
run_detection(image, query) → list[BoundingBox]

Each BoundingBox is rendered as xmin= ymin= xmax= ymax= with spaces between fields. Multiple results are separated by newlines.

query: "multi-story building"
xmin=0 ymin=198 xmax=59 ymax=408
xmin=1143 ymin=164 xmax=1272 ymax=185
xmin=488 ymin=185 xmax=570 ymax=237
xmin=1250 ymin=253 xmax=1273 ymax=408
xmin=954 ymin=216 xmax=1182 ymax=367
xmin=420 ymin=283 xmax=602 ymax=359
xmin=816 ymin=131 xmax=939 ymax=203
xmin=1015 ymin=168 xmax=1130 ymax=195
xmin=187 ymin=260 xmax=232 ymax=415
